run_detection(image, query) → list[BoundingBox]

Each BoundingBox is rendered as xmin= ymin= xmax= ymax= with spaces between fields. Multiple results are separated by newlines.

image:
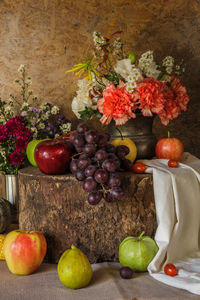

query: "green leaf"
xmin=78 ymin=107 xmax=94 ymax=119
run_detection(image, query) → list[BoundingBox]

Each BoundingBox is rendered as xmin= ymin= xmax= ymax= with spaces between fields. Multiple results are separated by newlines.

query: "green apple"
xmin=26 ymin=139 xmax=50 ymax=167
xmin=119 ymin=232 xmax=158 ymax=272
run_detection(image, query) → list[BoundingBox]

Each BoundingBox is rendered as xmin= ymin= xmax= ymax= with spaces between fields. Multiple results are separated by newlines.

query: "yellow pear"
xmin=111 ymin=137 xmax=137 ymax=163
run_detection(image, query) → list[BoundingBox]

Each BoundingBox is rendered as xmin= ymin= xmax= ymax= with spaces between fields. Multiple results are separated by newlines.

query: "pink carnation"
xmin=97 ymin=83 xmax=137 ymax=125
xmin=133 ymin=77 xmax=166 ymax=117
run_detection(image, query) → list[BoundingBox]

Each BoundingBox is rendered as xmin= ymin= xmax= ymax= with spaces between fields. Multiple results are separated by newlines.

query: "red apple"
xmin=155 ymin=133 xmax=184 ymax=161
xmin=34 ymin=139 xmax=70 ymax=174
xmin=3 ymin=230 xmax=47 ymax=275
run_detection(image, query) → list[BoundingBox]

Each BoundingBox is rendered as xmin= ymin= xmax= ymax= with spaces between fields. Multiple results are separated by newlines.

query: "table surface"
xmin=0 ymin=261 xmax=199 ymax=300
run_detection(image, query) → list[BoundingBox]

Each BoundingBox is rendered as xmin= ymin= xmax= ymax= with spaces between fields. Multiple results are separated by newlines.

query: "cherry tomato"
xmin=132 ymin=163 xmax=147 ymax=174
xmin=164 ymin=263 xmax=178 ymax=276
xmin=168 ymin=160 xmax=179 ymax=168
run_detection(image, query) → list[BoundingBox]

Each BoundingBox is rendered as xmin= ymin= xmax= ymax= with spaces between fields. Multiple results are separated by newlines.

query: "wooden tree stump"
xmin=18 ymin=167 xmax=157 ymax=264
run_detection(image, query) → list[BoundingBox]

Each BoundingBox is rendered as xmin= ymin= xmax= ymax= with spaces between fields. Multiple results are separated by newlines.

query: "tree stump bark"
xmin=18 ymin=167 xmax=157 ymax=264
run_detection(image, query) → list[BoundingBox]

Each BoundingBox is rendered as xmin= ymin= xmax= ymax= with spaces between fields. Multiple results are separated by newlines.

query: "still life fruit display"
xmin=57 ymin=245 xmax=93 ymax=289
xmin=3 ymin=230 xmax=47 ymax=275
xmin=0 ymin=234 xmax=6 ymax=260
xmin=155 ymin=132 xmax=184 ymax=161
xmin=34 ymin=139 xmax=71 ymax=175
xmin=119 ymin=232 xmax=159 ymax=272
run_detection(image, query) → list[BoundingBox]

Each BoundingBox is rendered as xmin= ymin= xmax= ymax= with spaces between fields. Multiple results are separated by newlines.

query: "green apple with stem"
xmin=119 ymin=232 xmax=159 ymax=272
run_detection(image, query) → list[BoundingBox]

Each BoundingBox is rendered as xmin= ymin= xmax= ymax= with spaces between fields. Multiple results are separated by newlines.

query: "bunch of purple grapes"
xmin=69 ymin=123 xmax=132 ymax=205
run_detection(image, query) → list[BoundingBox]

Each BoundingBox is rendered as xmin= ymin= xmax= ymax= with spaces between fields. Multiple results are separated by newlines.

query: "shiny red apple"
xmin=155 ymin=133 xmax=184 ymax=161
xmin=34 ymin=139 xmax=70 ymax=174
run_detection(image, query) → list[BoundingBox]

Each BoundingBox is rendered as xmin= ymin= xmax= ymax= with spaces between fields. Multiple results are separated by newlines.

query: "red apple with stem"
xmin=155 ymin=132 xmax=184 ymax=161
xmin=34 ymin=139 xmax=70 ymax=174
xmin=3 ymin=230 xmax=47 ymax=275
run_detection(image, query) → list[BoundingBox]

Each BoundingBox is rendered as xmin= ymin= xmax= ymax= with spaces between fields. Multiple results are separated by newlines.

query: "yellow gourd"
xmin=0 ymin=234 xmax=5 ymax=260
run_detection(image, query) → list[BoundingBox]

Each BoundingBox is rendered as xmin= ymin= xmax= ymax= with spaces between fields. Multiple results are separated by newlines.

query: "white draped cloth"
xmin=140 ymin=152 xmax=200 ymax=295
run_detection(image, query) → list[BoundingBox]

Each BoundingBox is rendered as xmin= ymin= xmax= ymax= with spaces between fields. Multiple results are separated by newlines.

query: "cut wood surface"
xmin=18 ymin=167 xmax=157 ymax=263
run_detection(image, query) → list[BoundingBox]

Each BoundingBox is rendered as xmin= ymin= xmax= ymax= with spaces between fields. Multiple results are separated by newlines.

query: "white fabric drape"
xmin=140 ymin=153 xmax=200 ymax=295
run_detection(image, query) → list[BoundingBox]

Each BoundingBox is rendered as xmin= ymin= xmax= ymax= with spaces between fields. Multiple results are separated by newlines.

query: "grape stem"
xmin=168 ymin=131 xmax=170 ymax=138
xmin=100 ymin=183 xmax=107 ymax=198
xmin=72 ymin=152 xmax=84 ymax=159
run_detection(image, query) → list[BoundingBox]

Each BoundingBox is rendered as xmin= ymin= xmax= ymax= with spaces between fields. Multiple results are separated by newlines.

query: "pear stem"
xmin=138 ymin=231 xmax=145 ymax=240
xmin=168 ymin=131 xmax=170 ymax=138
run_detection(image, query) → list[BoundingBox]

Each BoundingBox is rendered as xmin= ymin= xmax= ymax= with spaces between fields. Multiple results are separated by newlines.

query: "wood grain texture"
xmin=18 ymin=167 xmax=157 ymax=263
xmin=0 ymin=0 xmax=199 ymax=156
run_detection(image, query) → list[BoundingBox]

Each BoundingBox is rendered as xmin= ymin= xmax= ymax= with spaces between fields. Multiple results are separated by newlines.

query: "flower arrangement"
xmin=68 ymin=31 xmax=190 ymax=126
xmin=0 ymin=65 xmax=71 ymax=174
xmin=0 ymin=116 xmax=32 ymax=174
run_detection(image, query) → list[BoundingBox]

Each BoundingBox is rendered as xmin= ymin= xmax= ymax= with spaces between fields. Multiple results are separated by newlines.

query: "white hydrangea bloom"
xmin=51 ymin=105 xmax=60 ymax=115
xmin=71 ymin=79 xmax=93 ymax=118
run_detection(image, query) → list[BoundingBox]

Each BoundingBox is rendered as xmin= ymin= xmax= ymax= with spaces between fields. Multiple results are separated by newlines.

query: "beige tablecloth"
xmin=0 ymin=261 xmax=199 ymax=300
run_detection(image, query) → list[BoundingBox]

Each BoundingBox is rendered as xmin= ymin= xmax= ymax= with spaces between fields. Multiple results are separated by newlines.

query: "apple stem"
xmin=168 ymin=131 xmax=170 ymax=138
xmin=138 ymin=231 xmax=145 ymax=240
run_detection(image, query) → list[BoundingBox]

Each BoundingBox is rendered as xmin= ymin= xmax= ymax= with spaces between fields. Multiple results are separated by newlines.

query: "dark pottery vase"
xmin=108 ymin=114 xmax=157 ymax=159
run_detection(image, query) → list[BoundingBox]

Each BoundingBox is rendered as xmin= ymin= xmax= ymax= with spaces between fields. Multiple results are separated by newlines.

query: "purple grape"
xmin=85 ymin=130 xmax=99 ymax=144
xmin=106 ymin=143 xmax=116 ymax=153
xmin=94 ymin=149 xmax=108 ymax=163
xmin=77 ymin=123 xmax=89 ymax=134
xmin=74 ymin=145 xmax=84 ymax=153
xmin=73 ymin=134 xmax=85 ymax=147
xmin=70 ymin=159 xmax=78 ymax=174
xmin=88 ymin=191 xmax=102 ymax=205
xmin=85 ymin=165 xmax=97 ymax=177
xmin=83 ymin=143 xmax=96 ymax=157
xmin=116 ymin=145 xmax=130 ymax=158
xmin=108 ymin=173 xmax=121 ymax=187
xmin=98 ymin=132 xmax=110 ymax=146
xmin=102 ymin=159 xmax=117 ymax=172
xmin=120 ymin=267 xmax=133 ymax=279
xmin=79 ymin=153 xmax=89 ymax=160
xmin=75 ymin=170 xmax=86 ymax=181
xmin=94 ymin=169 xmax=109 ymax=183
xmin=110 ymin=187 xmax=125 ymax=201
xmin=77 ymin=158 xmax=91 ymax=170
xmin=83 ymin=177 xmax=97 ymax=192
xmin=121 ymin=158 xmax=133 ymax=171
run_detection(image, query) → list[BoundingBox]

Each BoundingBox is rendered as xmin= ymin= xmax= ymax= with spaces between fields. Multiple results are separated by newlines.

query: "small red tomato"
xmin=132 ymin=163 xmax=147 ymax=174
xmin=168 ymin=160 xmax=179 ymax=168
xmin=164 ymin=263 xmax=178 ymax=276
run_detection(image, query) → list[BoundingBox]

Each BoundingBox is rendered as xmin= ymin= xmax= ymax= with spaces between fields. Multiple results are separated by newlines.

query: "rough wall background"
xmin=0 ymin=0 xmax=199 ymax=157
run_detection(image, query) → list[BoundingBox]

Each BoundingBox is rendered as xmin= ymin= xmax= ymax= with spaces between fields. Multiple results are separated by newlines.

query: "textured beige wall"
xmin=0 ymin=0 xmax=199 ymax=156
